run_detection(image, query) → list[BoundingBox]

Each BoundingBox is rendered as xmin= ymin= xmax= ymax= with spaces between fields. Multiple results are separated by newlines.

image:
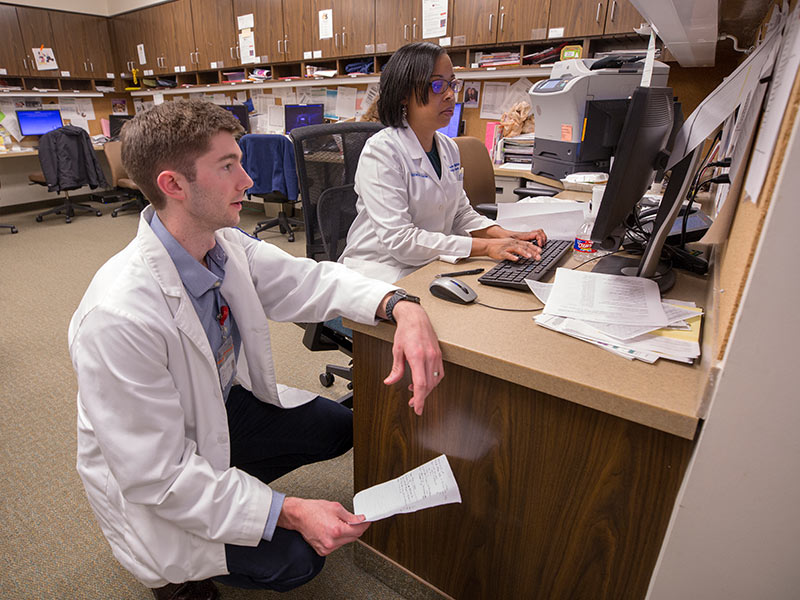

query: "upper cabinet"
xmin=230 ymin=0 xmax=312 ymax=64
xmin=548 ymin=0 xmax=644 ymax=38
xmin=0 ymin=4 xmax=29 ymax=76
xmin=375 ymin=0 xmax=454 ymax=54
xmin=312 ymin=0 xmax=374 ymax=58
xmin=51 ymin=12 xmax=113 ymax=78
xmin=452 ymin=0 xmax=549 ymax=46
xmin=16 ymin=6 xmax=60 ymax=77
xmin=190 ymin=0 xmax=238 ymax=69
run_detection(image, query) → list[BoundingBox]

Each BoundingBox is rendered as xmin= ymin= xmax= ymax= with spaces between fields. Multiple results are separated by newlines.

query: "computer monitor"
xmin=16 ymin=110 xmax=63 ymax=137
xmin=437 ymin=102 xmax=463 ymax=138
xmin=109 ymin=114 xmax=134 ymax=139
xmin=220 ymin=104 xmax=250 ymax=133
xmin=589 ymin=86 xmax=684 ymax=292
xmin=284 ymin=104 xmax=324 ymax=133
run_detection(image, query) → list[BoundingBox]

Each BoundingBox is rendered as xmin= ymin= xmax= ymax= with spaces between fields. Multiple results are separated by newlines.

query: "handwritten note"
xmin=353 ymin=455 xmax=461 ymax=522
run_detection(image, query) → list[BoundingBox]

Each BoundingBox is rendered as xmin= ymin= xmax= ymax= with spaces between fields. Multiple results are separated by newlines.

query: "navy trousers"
xmin=212 ymin=385 xmax=353 ymax=591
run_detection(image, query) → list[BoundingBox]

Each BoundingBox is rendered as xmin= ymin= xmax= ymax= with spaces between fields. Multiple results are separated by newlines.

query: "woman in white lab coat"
xmin=339 ymin=42 xmax=547 ymax=283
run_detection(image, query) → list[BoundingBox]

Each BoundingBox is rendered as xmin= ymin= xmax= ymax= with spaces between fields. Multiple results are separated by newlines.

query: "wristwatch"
xmin=384 ymin=289 xmax=421 ymax=323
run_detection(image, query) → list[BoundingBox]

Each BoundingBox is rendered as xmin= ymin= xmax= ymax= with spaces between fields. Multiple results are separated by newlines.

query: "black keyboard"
xmin=478 ymin=239 xmax=572 ymax=290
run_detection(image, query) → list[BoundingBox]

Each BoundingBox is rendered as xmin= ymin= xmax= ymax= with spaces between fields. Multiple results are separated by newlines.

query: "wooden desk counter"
xmin=347 ymin=259 xmax=710 ymax=600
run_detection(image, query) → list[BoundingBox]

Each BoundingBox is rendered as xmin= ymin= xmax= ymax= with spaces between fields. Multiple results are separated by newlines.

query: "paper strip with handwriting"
xmin=353 ymin=454 xmax=461 ymax=522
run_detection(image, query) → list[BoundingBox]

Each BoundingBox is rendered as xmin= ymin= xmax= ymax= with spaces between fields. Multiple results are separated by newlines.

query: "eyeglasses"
xmin=430 ymin=78 xmax=464 ymax=94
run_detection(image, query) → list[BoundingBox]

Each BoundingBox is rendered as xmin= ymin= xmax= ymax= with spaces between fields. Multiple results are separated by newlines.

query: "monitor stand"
xmin=591 ymin=255 xmax=675 ymax=293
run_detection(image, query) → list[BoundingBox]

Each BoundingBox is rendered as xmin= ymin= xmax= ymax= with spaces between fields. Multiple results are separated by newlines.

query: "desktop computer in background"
xmin=284 ymin=104 xmax=324 ymax=133
xmin=16 ymin=110 xmax=63 ymax=137
xmin=109 ymin=114 xmax=134 ymax=140
xmin=220 ymin=104 xmax=251 ymax=133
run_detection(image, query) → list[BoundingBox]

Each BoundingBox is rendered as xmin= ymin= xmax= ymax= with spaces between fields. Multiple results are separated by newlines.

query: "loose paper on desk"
xmin=352 ymin=455 xmax=461 ymax=522
xmin=496 ymin=200 xmax=586 ymax=240
xmin=543 ymin=268 xmax=667 ymax=326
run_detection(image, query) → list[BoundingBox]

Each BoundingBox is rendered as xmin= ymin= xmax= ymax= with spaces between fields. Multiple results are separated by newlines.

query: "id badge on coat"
xmin=216 ymin=335 xmax=235 ymax=390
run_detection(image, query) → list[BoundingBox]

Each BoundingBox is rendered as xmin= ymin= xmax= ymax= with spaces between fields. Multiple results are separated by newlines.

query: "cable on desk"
xmin=476 ymin=301 xmax=543 ymax=312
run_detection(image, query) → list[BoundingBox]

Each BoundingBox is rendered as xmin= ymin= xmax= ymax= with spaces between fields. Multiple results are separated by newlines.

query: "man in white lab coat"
xmin=68 ymin=100 xmax=444 ymax=600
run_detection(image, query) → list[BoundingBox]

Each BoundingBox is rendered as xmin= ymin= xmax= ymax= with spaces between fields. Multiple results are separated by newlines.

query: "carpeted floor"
xmin=0 ymin=201 xmax=405 ymax=600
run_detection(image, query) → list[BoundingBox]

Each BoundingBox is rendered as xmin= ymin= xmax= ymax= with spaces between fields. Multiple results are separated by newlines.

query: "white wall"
xmin=1 ymin=0 xmax=163 ymax=17
xmin=647 ymin=97 xmax=800 ymax=598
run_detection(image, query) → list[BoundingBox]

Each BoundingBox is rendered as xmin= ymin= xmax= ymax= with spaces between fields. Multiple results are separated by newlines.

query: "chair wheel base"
xmin=35 ymin=216 xmax=43 ymax=222
xmin=320 ymin=373 xmax=335 ymax=387
xmin=95 ymin=211 xmax=102 ymax=216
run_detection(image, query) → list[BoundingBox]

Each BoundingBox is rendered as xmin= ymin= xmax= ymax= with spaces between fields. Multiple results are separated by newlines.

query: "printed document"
xmin=353 ymin=455 xmax=461 ymax=522
xmin=543 ymin=268 xmax=667 ymax=326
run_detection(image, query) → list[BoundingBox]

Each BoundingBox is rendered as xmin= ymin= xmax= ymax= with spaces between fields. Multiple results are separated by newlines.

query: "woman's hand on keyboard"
xmin=509 ymin=228 xmax=548 ymax=247
xmin=472 ymin=237 xmax=542 ymax=262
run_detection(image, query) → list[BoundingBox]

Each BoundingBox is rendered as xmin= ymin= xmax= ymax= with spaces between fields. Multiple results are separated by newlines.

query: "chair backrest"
xmin=316 ymin=184 xmax=358 ymax=261
xmin=103 ymin=140 xmax=127 ymax=187
xmin=289 ymin=122 xmax=384 ymax=261
xmin=453 ymin=136 xmax=496 ymax=207
xmin=239 ymin=133 xmax=299 ymax=200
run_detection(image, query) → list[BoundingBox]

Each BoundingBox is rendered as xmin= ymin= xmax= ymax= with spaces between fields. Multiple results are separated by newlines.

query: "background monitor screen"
xmin=437 ymin=103 xmax=463 ymax=138
xmin=16 ymin=110 xmax=63 ymax=136
xmin=109 ymin=114 xmax=134 ymax=139
xmin=284 ymin=104 xmax=324 ymax=133
xmin=220 ymin=104 xmax=250 ymax=133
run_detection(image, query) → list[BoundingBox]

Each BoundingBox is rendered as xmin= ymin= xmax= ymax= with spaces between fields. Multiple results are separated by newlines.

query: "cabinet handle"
xmin=285 ymin=38 xmax=289 ymax=55
xmin=83 ymin=61 xmax=88 ymax=72
xmin=404 ymin=24 xmax=409 ymax=40
xmin=500 ymin=12 xmax=505 ymax=32
xmin=230 ymin=46 xmax=234 ymax=59
xmin=236 ymin=45 xmax=240 ymax=59
xmin=610 ymin=0 xmax=617 ymax=22
xmin=488 ymin=13 xmax=494 ymax=33
xmin=23 ymin=57 xmax=27 ymax=71
xmin=90 ymin=61 xmax=94 ymax=72
xmin=278 ymin=39 xmax=283 ymax=54
xmin=335 ymin=33 xmax=339 ymax=48
xmin=596 ymin=2 xmax=603 ymax=23
xmin=413 ymin=23 xmax=417 ymax=39
xmin=343 ymin=31 xmax=347 ymax=47
xmin=195 ymin=51 xmax=200 ymax=64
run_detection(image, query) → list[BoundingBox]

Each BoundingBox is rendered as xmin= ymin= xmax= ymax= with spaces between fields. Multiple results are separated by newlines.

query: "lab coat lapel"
xmin=399 ymin=125 xmax=445 ymax=191
xmin=136 ymin=207 xmax=220 ymax=382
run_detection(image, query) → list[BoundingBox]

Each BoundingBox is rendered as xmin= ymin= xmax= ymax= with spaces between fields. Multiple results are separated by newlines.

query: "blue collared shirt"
xmin=150 ymin=214 xmax=284 ymax=541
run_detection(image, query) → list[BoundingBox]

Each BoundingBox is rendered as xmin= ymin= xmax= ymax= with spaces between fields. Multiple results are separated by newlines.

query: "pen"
xmin=435 ymin=268 xmax=485 ymax=278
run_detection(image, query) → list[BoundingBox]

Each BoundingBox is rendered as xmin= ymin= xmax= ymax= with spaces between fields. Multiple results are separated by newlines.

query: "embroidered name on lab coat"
xmin=410 ymin=172 xmax=430 ymax=178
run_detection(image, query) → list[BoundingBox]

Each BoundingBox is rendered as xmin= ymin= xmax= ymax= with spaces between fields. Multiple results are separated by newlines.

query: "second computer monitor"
xmin=284 ymin=104 xmax=324 ymax=133
xmin=109 ymin=114 xmax=134 ymax=139
xmin=16 ymin=110 xmax=63 ymax=137
xmin=220 ymin=104 xmax=251 ymax=133
xmin=437 ymin=103 xmax=463 ymax=138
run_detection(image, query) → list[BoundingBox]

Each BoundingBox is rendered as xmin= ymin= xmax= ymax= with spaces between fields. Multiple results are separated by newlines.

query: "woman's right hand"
xmin=473 ymin=237 xmax=542 ymax=262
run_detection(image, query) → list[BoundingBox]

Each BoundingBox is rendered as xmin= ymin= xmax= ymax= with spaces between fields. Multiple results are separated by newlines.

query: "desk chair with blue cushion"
xmin=239 ymin=134 xmax=302 ymax=241
xmin=31 ymin=125 xmax=107 ymax=224
xmin=289 ymin=121 xmax=385 ymax=404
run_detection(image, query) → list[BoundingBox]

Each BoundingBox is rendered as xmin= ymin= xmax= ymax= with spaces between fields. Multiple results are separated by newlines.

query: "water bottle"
xmin=572 ymin=185 xmax=609 ymax=262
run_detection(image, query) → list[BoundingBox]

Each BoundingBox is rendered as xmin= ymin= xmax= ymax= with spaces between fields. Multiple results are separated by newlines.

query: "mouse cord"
xmin=475 ymin=301 xmax=543 ymax=312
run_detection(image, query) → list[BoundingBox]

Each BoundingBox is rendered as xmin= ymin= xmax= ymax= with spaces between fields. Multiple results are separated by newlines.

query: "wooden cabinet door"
xmin=497 ymin=0 xmax=549 ymax=43
xmin=604 ymin=0 xmax=644 ymax=35
xmin=155 ymin=0 xmax=195 ymax=73
xmin=84 ymin=16 xmax=114 ymax=77
xmin=233 ymin=0 xmax=283 ymax=64
xmin=16 ymin=6 xmax=60 ymax=76
xmin=128 ymin=8 xmax=158 ymax=73
xmin=51 ymin=12 xmax=90 ymax=76
xmin=337 ymin=0 xmax=374 ymax=57
xmin=191 ymin=0 xmax=237 ymax=69
xmin=312 ymin=0 xmax=338 ymax=57
xmin=547 ymin=0 xmax=607 ymax=38
xmin=375 ymin=0 xmax=414 ymax=53
xmin=451 ymin=0 xmax=499 ymax=46
xmin=0 ymin=4 xmax=30 ymax=75
xmin=111 ymin=13 xmax=138 ymax=75
xmin=282 ymin=0 xmax=313 ymax=62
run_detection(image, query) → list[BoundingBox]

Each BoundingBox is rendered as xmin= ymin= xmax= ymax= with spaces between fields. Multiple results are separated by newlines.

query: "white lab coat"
xmin=339 ymin=125 xmax=496 ymax=282
xmin=68 ymin=206 xmax=395 ymax=587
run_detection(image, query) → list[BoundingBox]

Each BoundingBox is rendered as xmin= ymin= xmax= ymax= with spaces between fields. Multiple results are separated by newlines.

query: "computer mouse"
xmin=428 ymin=278 xmax=478 ymax=304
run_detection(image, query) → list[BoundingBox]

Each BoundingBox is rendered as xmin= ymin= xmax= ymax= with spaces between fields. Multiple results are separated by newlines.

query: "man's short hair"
xmin=378 ymin=42 xmax=446 ymax=128
xmin=120 ymin=100 xmax=244 ymax=210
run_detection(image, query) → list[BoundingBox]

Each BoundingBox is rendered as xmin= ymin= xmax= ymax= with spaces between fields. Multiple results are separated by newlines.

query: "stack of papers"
xmin=528 ymin=269 xmax=702 ymax=363
xmin=496 ymin=200 xmax=587 ymax=240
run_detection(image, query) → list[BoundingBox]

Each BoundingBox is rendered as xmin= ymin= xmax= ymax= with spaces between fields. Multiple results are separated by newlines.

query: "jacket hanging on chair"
xmin=38 ymin=125 xmax=108 ymax=192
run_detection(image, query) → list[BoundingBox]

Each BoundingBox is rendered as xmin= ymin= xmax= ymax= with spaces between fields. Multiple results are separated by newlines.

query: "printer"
xmin=529 ymin=57 xmax=670 ymax=180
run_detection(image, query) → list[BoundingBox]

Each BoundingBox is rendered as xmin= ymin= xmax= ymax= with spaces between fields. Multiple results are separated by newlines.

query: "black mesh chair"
xmin=289 ymin=122 xmax=384 ymax=403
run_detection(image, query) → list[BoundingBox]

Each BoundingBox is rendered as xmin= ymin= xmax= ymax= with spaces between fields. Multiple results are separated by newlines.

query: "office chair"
xmin=0 ymin=182 xmax=18 ymax=233
xmin=103 ymin=141 xmax=148 ymax=217
xmin=239 ymin=134 xmax=302 ymax=242
xmin=31 ymin=125 xmax=107 ymax=224
xmin=289 ymin=121 xmax=385 ymax=404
